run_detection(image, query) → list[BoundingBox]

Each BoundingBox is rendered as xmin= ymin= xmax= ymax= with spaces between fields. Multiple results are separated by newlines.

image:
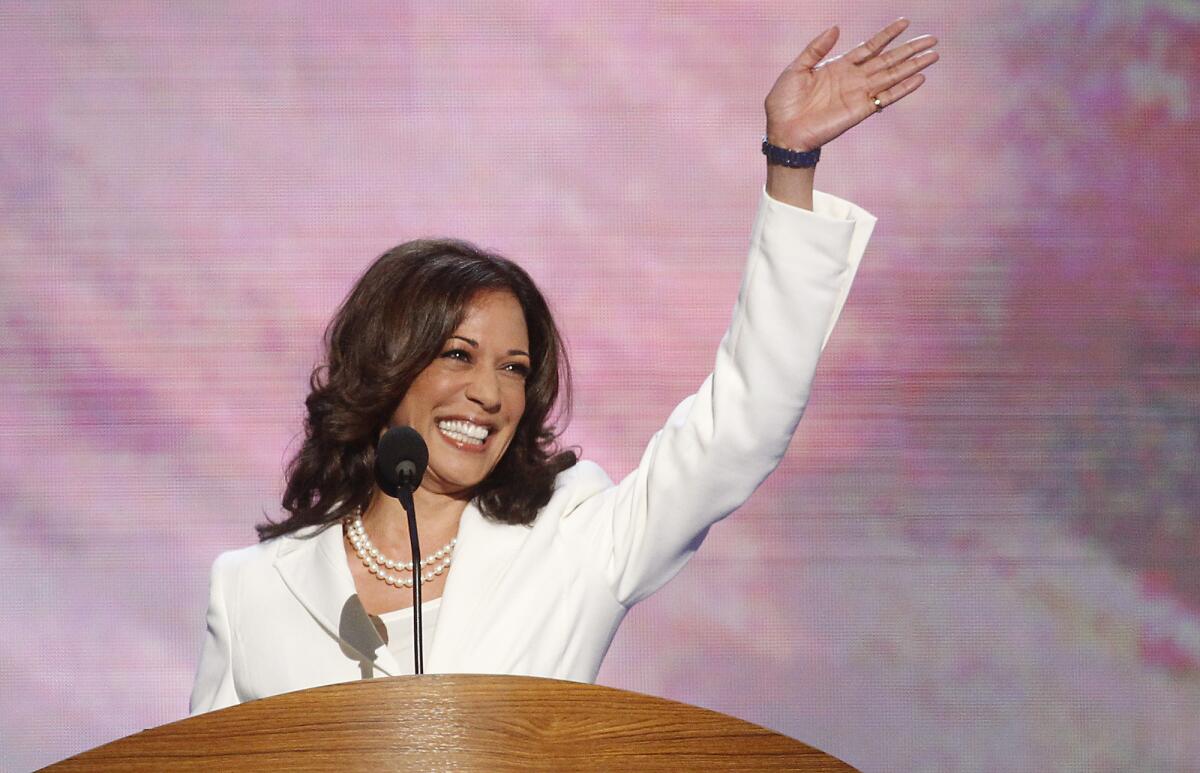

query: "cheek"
xmin=389 ymin=398 xmax=411 ymax=425
xmin=391 ymin=386 xmax=424 ymax=423
xmin=493 ymin=386 xmax=527 ymax=445
xmin=508 ymin=385 xmax=528 ymax=422
xmin=397 ymin=369 xmax=455 ymax=415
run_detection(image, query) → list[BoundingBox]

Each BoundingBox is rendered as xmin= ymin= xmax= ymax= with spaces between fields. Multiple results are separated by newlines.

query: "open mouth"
xmin=436 ymin=419 xmax=490 ymax=448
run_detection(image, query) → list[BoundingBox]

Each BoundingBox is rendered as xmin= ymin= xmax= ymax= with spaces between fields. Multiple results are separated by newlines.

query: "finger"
xmin=848 ymin=17 xmax=910 ymax=65
xmin=870 ymin=50 xmax=938 ymax=94
xmin=872 ymin=73 xmax=927 ymax=111
xmin=789 ymin=25 xmax=840 ymax=71
xmin=865 ymin=34 xmax=938 ymax=76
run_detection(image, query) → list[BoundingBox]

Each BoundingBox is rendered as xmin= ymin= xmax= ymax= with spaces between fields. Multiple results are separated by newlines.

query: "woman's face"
xmin=390 ymin=290 xmax=531 ymax=499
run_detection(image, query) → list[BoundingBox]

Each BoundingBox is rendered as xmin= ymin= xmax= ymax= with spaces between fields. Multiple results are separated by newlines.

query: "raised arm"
xmin=557 ymin=20 xmax=938 ymax=606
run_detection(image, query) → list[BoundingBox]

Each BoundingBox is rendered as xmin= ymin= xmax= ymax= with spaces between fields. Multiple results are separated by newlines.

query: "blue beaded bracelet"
xmin=761 ymin=137 xmax=821 ymax=168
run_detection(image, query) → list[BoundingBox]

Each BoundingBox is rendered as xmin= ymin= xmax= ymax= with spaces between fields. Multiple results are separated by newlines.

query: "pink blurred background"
xmin=1 ymin=2 xmax=1197 ymax=771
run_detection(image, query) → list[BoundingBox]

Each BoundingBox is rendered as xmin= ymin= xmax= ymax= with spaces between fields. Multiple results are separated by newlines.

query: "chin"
xmin=420 ymin=427 xmax=514 ymax=492
xmin=425 ymin=457 xmax=497 ymax=494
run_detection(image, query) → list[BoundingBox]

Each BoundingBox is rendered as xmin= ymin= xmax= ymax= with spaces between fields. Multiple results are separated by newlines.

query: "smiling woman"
xmin=394 ymin=291 xmax=533 ymax=497
xmin=267 ymin=239 xmax=576 ymax=543
xmin=188 ymin=19 xmax=936 ymax=714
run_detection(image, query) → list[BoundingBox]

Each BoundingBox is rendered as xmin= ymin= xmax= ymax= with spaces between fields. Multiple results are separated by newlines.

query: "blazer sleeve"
xmin=188 ymin=551 xmax=239 ymax=715
xmin=557 ymin=189 xmax=876 ymax=606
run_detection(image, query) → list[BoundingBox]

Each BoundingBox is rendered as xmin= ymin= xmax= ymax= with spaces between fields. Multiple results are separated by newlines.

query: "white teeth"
xmin=437 ymin=420 xmax=489 ymax=444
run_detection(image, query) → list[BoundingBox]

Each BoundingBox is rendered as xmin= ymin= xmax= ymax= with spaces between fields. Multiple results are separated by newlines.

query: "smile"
xmin=437 ymin=419 xmax=490 ymax=447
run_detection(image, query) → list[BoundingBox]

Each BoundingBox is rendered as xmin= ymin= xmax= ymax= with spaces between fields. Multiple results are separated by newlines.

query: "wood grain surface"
xmin=42 ymin=674 xmax=860 ymax=771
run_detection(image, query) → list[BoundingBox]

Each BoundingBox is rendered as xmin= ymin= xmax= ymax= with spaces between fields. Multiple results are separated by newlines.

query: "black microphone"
xmin=374 ymin=426 xmax=428 ymax=497
xmin=373 ymin=426 xmax=429 ymax=674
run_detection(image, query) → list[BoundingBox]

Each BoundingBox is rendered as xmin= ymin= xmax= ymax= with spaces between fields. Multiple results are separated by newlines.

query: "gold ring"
xmin=872 ymin=96 xmax=884 ymax=113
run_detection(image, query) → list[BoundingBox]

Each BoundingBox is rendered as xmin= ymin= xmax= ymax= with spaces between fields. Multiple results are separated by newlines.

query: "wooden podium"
xmin=43 ymin=675 xmax=859 ymax=771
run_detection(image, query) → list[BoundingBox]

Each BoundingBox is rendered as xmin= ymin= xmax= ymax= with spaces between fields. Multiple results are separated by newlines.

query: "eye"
xmin=440 ymin=347 xmax=471 ymax=363
xmin=504 ymin=362 xmax=531 ymax=378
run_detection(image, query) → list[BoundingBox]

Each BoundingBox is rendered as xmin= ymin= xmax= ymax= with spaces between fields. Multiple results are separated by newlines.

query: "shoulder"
xmin=494 ymin=460 xmax=612 ymax=526
xmin=208 ymin=523 xmax=333 ymax=581
xmin=542 ymin=459 xmax=613 ymax=517
xmin=556 ymin=458 xmax=610 ymax=486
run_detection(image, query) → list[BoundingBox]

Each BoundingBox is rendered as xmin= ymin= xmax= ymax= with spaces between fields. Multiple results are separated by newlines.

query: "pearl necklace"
xmin=344 ymin=514 xmax=455 ymax=589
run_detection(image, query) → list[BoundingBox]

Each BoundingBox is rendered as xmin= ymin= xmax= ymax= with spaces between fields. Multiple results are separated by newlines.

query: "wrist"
xmin=765 ymin=164 xmax=815 ymax=211
xmin=762 ymin=136 xmax=821 ymax=169
xmin=764 ymin=121 xmax=821 ymax=153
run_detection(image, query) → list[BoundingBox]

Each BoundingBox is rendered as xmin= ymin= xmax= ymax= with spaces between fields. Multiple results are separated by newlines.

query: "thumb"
xmin=789 ymin=26 xmax=839 ymax=71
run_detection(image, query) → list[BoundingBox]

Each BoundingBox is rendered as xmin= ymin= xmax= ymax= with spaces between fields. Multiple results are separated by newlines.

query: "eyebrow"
xmin=449 ymin=335 xmax=530 ymax=358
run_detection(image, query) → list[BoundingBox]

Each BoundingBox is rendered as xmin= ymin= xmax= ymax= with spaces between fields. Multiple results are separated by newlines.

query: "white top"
xmin=374 ymin=598 xmax=442 ymax=674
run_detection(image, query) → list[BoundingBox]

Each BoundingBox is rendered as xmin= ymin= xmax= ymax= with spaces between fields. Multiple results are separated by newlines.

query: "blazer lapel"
xmin=425 ymin=467 xmax=611 ymax=674
xmin=274 ymin=523 xmax=401 ymax=677
xmin=426 ymin=501 xmax=527 ymax=673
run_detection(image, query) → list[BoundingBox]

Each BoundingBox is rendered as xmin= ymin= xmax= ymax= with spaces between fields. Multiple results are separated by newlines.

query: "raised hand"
xmin=765 ymin=19 xmax=938 ymax=152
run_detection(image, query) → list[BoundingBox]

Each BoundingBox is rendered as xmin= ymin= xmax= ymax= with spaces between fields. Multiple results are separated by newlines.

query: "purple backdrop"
xmin=2 ymin=2 xmax=1197 ymax=771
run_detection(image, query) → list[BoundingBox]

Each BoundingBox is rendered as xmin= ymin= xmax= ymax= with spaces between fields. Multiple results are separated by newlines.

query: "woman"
xmin=191 ymin=19 xmax=938 ymax=713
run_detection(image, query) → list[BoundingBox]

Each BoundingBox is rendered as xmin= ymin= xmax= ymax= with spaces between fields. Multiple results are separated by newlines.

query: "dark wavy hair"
xmin=257 ymin=239 xmax=577 ymax=541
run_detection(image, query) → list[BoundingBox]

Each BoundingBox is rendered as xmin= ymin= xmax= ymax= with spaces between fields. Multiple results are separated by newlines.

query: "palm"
xmin=765 ymin=19 xmax=938 ymax=152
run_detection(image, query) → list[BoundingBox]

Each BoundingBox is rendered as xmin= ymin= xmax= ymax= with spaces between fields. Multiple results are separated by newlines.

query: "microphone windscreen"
xmin=374 ymin=426 xmax=429 ymax=497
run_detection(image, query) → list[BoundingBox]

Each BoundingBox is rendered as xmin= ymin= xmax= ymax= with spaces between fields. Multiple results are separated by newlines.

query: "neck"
xmin=360 ymin=484 xmax=468 ymax=551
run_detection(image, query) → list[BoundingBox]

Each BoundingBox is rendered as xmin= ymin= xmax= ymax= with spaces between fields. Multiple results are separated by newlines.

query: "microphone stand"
xmin=397 ymin=486 xmax=423 ymax=675
xmin=376 ymin=426 xmax=429 ymax=676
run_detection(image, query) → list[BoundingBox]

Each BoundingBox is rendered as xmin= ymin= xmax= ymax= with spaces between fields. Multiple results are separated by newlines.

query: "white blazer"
xmin=189 ymin=190 xmax=875 ymax=714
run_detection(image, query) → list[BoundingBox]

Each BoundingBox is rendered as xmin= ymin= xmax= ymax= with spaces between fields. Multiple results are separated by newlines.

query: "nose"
xmin=464 ymin=367 xmax=502 ymax=413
